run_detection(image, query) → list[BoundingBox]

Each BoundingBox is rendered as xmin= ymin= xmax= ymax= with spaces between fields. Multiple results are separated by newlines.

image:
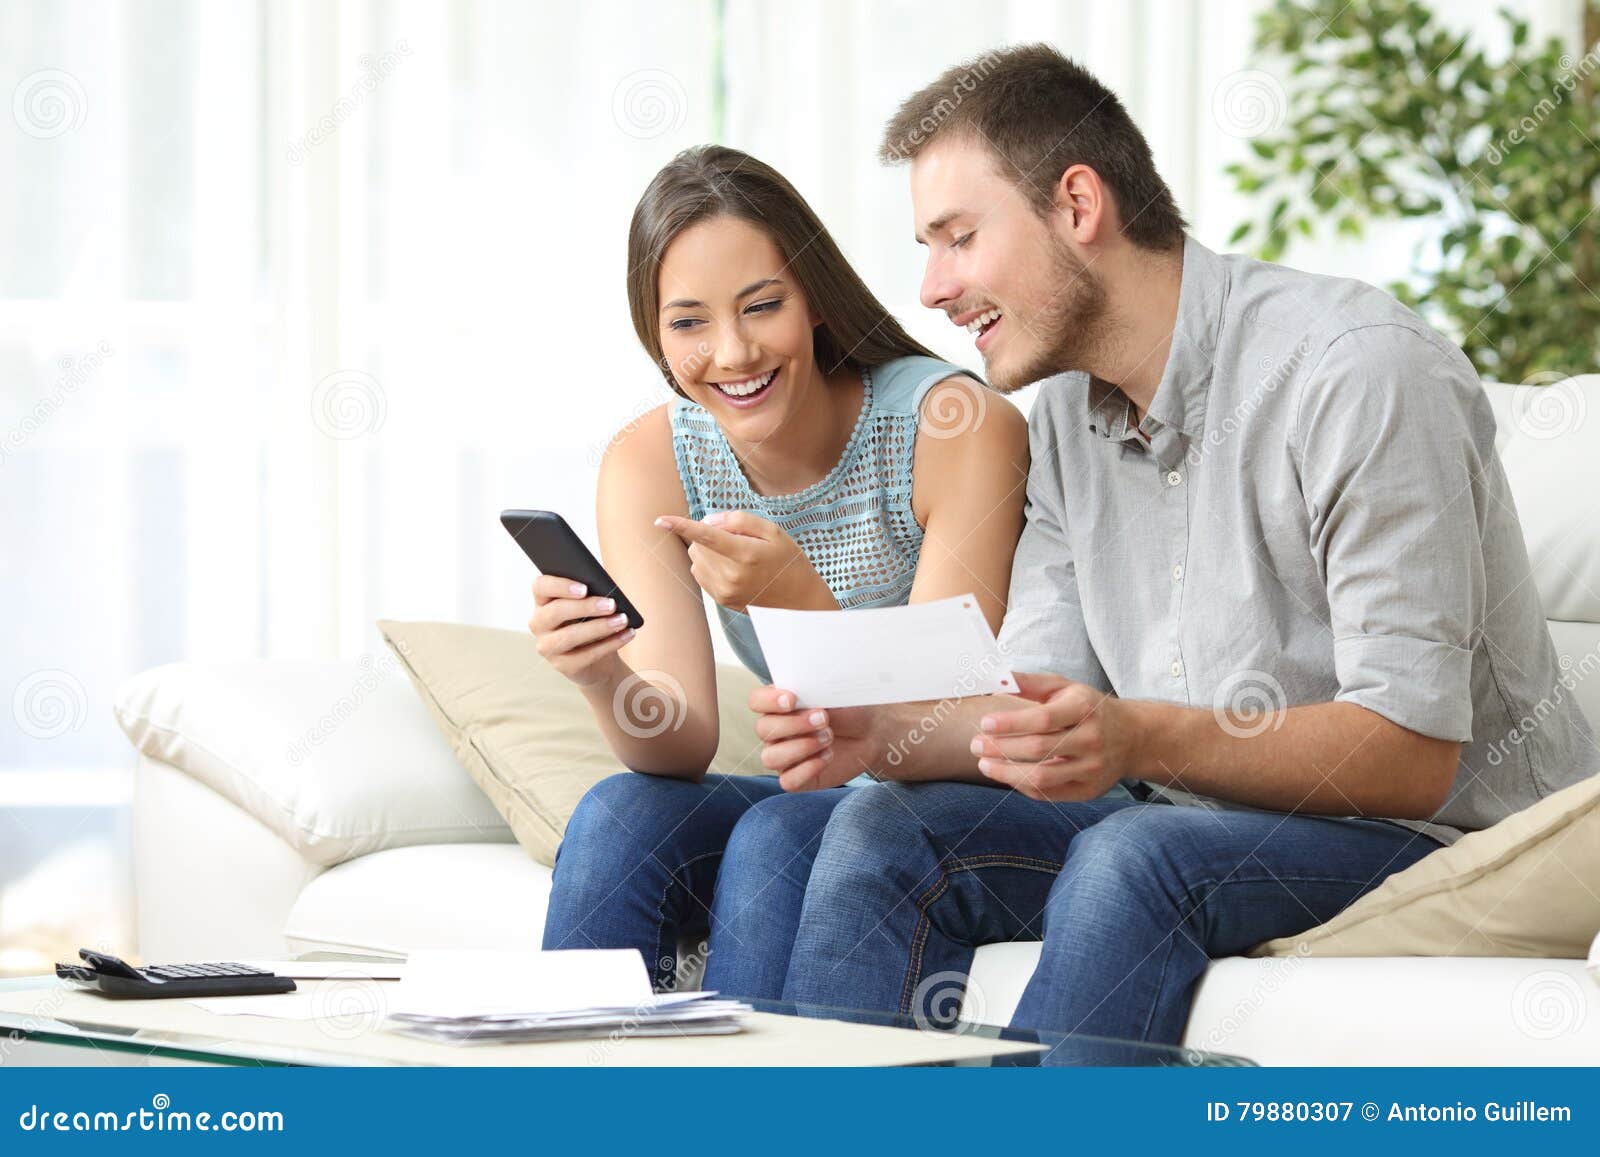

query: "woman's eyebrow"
xmin=661 ymin=277 xmax=784 ymax=313
xmin=735 ymin=277 xmax=782 ymax=298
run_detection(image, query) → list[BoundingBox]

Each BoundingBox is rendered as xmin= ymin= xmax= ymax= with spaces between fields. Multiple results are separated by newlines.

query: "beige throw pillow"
xmin=1254 ymin=773 xmax=1600 ymax=959
xmin=377 ymin=620 xmax=768 ymax=866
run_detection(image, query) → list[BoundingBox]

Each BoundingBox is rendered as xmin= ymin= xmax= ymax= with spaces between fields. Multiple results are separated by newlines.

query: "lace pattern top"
xmin=669 ymin=354 xmax=975 ymax=683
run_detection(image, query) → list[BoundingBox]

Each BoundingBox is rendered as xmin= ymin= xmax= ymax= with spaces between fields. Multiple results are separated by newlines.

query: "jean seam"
xmin=653 ymin=850 xmax=723 ymax=987
xmin=1137 ymin=925 xmax=1181 ymax=1042
xmin=899 ymin=853 xmax=1065 ymax=1015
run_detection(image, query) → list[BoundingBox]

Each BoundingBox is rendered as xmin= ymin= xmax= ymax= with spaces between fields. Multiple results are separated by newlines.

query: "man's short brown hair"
xmin=881 ymin=43 xmax=1186 ymax=251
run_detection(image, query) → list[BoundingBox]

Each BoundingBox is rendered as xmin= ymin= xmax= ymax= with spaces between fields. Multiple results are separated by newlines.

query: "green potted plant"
xmin=1225 ymin=0 xmax=1599 ymax=383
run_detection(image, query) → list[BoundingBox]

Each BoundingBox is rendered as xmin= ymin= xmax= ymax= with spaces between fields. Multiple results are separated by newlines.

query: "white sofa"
xmin=117 ymin=378 xmax=1600 ymax=1065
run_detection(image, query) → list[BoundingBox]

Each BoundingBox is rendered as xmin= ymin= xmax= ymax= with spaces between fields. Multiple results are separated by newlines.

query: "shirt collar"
xmin=1086 ymin=233 xmax=1227 ymax=443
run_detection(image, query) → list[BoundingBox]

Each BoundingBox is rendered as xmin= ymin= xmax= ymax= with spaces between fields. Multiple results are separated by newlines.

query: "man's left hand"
xmin=970 ymin=671 xmax=1136 ymax=801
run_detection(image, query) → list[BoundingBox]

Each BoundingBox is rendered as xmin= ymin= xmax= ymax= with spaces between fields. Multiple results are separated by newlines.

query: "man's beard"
xmin=987 ymin=236 xmax=1109 ymax=394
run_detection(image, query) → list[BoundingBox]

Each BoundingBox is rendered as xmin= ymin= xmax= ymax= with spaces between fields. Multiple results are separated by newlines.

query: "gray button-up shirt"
xmin=997 ymin=235 xmax=1600 ymax=844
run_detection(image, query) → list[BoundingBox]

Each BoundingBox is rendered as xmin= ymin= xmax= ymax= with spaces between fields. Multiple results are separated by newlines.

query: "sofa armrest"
xmin=115 ymin=656 xmax=512 ymax=869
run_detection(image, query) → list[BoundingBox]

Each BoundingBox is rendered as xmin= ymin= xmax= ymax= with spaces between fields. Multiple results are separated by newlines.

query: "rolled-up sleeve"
xmin=1295 ymin=326 xmax=1483 ymax=741
xmin=996 ymin=403 xmax=1112 ymax=691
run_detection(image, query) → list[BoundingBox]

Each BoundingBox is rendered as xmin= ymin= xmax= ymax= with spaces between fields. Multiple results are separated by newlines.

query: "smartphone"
xmin=500 ymin=509 xmax=644 ymax=630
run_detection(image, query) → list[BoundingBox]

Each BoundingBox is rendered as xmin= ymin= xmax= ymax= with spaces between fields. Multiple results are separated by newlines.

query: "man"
xmin=747 ymin=43 xmax=1600 ymax=1044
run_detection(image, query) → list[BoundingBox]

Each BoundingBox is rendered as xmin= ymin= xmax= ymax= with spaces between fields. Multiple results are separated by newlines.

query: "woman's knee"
xmin=723 ymin=790 xmax=839 ymax=865
xmin=806 ymin=782 xmax=931 ymax=889
xmin=560 ymin=771 xmax=704 ymax=862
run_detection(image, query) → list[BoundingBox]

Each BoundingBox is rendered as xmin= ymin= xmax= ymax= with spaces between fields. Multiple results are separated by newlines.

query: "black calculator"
xmin=55 ymin=948 xmax=297 ymax=999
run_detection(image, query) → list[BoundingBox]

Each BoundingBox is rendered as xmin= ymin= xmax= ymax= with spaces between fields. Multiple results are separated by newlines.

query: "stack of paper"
xmin=387 ymin=991 xmax=751 ymax=1044
xmin=379 ymin=948 xmax=750 ymax=1046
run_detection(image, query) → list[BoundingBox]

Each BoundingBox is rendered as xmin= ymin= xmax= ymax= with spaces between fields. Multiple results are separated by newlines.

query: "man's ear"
xmin=1052 ymin=163 xmax=1109 ymax=246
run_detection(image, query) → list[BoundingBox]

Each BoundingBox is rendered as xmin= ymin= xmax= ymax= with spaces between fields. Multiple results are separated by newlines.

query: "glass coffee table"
xmin=0 ymin=963 xmax=1251 ymax=1068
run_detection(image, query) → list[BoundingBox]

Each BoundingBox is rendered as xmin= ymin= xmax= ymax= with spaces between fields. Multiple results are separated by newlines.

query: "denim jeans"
xmin=781 ymin=780 xmax=1443 ymax=1045
xmin=541 ymin=771 xmax=851 ymax=997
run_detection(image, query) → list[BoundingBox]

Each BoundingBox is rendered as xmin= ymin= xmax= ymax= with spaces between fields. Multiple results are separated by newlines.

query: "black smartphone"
xmin=500 ymin=509 xmax=644 ymax=630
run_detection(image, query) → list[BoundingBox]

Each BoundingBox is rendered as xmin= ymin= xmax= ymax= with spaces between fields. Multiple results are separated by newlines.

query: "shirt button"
xmin=1172 ymin=564 xmax=1184 ymax=582
xmin=1170 ymin=659 xmax=1184 ymax=678
xmin=1166 ymin=470 xmax=1183 ymax=487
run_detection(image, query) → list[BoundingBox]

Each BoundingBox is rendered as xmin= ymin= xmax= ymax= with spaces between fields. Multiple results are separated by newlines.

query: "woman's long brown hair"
xmin=627 ymin=145 xmax=941 ymax=397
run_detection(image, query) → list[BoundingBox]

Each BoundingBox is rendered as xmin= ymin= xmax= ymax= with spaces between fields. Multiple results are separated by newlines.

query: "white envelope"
xmin=747 ymin=594 xmax=1016 ymax=708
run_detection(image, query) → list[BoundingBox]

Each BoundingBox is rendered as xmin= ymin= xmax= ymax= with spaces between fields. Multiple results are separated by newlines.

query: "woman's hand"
xmin=746 ymin=684 xmax=885 ymax=792
xmin=654 ymin=511 xmax=836 ymax=613
xmin=527 ymin=574 xmax=635 ymax=687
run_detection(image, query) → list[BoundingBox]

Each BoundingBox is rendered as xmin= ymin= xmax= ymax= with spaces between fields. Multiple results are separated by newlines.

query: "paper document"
xmin=380 ymin=949 xmax=750 ymax=1046
xmin=747 ymin=594 xmax=1016 ymax=708
xmin=387 ymin=991 xmax=751 ymax=1045
xmin=188 ymin=985 xmax=388 ymax=1019
xmin=388 ymin=948 xmax=654 ymax=1018
xmin=234 ymin=960 xmax=405 ymax=980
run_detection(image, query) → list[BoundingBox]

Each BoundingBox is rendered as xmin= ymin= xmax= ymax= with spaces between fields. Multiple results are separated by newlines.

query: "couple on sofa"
xmin=528 ymin=44 xmax=1600 ymax=1044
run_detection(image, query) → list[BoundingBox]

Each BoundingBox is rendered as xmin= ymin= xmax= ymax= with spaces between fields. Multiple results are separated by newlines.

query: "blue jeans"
xmin=781 ymin=781 xmax=1443 ymax=1045
xmin=541 ymin=771 xmax=851 ymax=997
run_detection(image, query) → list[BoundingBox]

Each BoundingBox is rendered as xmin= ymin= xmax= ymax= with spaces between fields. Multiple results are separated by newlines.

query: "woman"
xmin=534 ymin=144 xmax=1030 ymax=998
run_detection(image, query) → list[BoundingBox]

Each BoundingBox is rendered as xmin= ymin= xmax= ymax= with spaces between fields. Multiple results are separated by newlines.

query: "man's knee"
xmin=1051 ymin=805 xmax=1198 ymax=905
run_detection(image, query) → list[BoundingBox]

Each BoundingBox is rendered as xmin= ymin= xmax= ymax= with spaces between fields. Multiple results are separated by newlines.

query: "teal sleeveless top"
xmin=670 ymin=355 xmax=973 ymax=683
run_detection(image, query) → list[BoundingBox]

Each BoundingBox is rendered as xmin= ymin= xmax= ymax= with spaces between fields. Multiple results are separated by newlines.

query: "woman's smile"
xmin=708 ymin=365 xmax=780 ymax=409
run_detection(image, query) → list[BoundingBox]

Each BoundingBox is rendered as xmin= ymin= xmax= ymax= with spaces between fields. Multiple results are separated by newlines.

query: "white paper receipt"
xmin=747 ymin=594 xmax=1016 ymax=709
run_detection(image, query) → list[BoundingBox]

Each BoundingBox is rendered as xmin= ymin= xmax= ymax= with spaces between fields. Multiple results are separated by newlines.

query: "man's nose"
xmin=920 ymin=254 xmax=960 ymax=312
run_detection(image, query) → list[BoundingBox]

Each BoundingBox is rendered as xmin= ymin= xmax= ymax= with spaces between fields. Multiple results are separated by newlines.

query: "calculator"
xmin=55 ymin=948 xmax=297 ymax=999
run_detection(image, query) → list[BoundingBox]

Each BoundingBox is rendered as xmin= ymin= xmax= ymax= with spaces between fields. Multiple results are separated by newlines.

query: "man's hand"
xmin=655 ymin=512 xmax=835 ymax=613
xmin=748 ymin=684 xmax=882 ymax=792
xmin=970 ymin=671 xmax=1134 ymax=801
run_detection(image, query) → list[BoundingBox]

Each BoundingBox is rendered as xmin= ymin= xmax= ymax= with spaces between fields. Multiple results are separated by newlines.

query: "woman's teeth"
xmin=965 ymin=308 xmax=1003 ymax=335
xmin=715 ymin=369 xmax=776 ymax=398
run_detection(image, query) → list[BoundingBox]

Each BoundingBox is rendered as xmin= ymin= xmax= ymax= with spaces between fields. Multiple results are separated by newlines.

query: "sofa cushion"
xmin=284 ymin=843 xmax=552 ymax=958
xmin=377 ymin=620 xmax=768 ymax=866
xmin=1484 ymin=374 xmax=1600 ymax=623
xmin=1254 ymin=771 xmax=1600 ymax=959
xmin=1188 ymin=956 xmax=1600 ymax=1065
xmin=114 ymin=658 xmax=511 ymax=867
